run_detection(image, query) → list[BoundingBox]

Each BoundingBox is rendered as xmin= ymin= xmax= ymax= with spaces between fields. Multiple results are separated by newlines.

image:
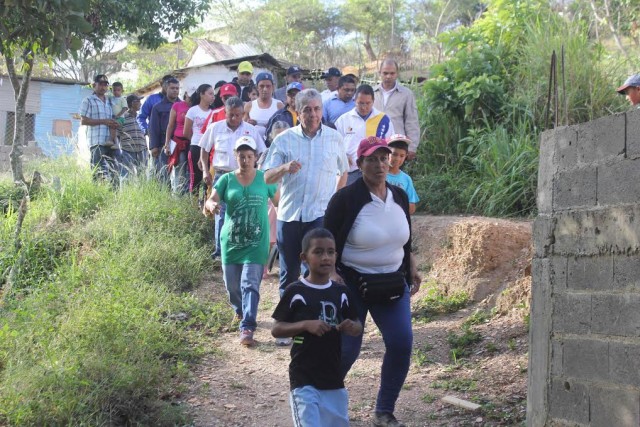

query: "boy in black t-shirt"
xmin=272 ymin=228 xmax=362 ymax=427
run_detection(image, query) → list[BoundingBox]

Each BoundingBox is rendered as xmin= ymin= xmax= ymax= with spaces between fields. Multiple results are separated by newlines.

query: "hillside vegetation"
xmin=411 ymin=0 xmax=632 ymax=217
xmin=0 ymin=160 xmax=227 ymax=425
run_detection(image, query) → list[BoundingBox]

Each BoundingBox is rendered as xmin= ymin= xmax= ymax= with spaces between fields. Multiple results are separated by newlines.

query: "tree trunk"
xmin=601 ymin=0 xmax=628 ymax=57
xmin=5 ymin=54 xmax=33 ymax=184
xmin=363 ymin=31 xmax=377 ymax=62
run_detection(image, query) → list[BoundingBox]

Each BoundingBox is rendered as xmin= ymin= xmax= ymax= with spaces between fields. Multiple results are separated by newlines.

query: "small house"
xmin=135 ymin=40 xmax=304 ymax=99
xmin=0 ymin=76 xmax=92 ymax=159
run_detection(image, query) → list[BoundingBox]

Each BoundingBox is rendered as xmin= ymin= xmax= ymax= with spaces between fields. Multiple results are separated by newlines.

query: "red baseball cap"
xmin=220 ymin=83 xmax=238 ymax=97
xmin=357 ymin=136 xmax=391 ymax=158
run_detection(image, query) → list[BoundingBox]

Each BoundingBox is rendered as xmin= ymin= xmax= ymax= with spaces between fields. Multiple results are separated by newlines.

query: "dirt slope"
xmin=183 ymin=215 xmax=532 ymax=426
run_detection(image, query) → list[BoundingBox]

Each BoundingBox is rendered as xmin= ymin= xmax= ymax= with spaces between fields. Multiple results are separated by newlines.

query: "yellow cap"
xmin=342 ymin=66 xmax=359 ymax=78
xmin=238 ymin=61 xmax=253 ymax=74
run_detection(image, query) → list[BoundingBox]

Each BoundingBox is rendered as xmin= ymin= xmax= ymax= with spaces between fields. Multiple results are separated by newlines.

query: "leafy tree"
xmin=341 ymin=0 xmax=407 ymax=62
xmin=115 ymin=38 xmax=195 ymax=89
xmin=568 ymin=0 xmax=640 ymax=54
xmin=410 ymin=0 xmax=486 ymax=63
xmin=217 ymin=0 xmax=344 ymax=69
xmin=0 ymin=0 xmax=91 ymax=183
xmin=0 ymin=0 xmax=209 ymax=183
xmin=52 ymin=39 xmax=123 ymax=82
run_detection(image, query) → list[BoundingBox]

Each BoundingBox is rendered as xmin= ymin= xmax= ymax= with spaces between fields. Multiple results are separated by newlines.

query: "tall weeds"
xmin=413 ymin=5 xmax=629 ymax=217
xmin=0 ymin=158 xmax=225 ymax=425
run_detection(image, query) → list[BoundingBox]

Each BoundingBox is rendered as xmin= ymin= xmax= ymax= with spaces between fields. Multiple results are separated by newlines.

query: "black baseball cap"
xmin=287 ymin=65 xmax=302 ymax=75
xmin=322 ymin=67 xmax=341 ymax=79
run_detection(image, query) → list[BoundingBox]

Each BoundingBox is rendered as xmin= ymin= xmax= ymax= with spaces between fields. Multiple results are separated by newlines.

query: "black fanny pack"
xmin=339 ymin=264 xmax=406 ymax=304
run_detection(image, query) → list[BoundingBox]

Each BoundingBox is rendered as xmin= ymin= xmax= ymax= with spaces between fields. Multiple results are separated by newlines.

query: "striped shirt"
xmin=334 ymin=107 xmax=394 ymax=172
xmin=79 ymin=93 xmax=114 ymax=147
xmin=117 ymin=113 xmax=147 ymax=152
xmin=262 ymin=125 xmax=348 ymax=222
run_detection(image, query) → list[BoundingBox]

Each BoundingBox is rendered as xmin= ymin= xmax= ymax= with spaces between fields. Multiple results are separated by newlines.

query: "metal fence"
xmin=3 ymin=111 xmax=36 ymax=146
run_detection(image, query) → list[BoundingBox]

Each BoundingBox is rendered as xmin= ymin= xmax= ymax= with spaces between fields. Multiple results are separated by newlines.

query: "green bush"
xmin=448 ymin=326 xmax=482 ymax=360
xmin=462 ymin=120 xmax=539 ymax=217
xmin=413 ymin=1 xmax=628 ymax=217
xmin=0 ymin=160 xmax=223 ymax=425
xmin=412 ymin=282 xmax=469 ymax=322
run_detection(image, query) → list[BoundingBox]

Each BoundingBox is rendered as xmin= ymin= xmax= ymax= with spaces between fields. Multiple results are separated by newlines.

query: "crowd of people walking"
xmin=79 ymin=59 xmax=422 ymax=427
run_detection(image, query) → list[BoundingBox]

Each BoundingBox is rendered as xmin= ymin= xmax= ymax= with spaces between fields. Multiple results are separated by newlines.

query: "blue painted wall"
xmin=35 ymin=82 xmax=92 ymax=158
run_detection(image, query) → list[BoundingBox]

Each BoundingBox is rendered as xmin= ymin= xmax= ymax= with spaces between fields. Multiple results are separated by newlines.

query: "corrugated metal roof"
xmin=0 ymin=74 xmax=88 ymax=86
xmin=194 ymin=39 xmax=259 ymax=62
xmin=133 ymin=52 xmax=312 ymax=96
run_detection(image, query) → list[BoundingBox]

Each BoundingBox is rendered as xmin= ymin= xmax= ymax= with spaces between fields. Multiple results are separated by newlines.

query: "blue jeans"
xmin=276 ymin=217 xmax=324 ymax=296
xmin=290 ymin=386 xmax=349 ymax=427
xmin=152 ymin=151 xmax=169 ymax=184
xmin=221 ymin=263 xmax=263 ymax=331
xmin=212 ymin=170 xmax=228 ymax=257
xmin=340 ymin=281 xmax=413 ymax=414
xmin=118 ymin=149 xmax=148 ymax=178
xmin=90 ymin=145 xmax=118 ymax=183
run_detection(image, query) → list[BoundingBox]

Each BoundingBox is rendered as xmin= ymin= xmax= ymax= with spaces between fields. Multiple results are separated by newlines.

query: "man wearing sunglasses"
xmin=80 ymin=74 xmax=119 ymax=181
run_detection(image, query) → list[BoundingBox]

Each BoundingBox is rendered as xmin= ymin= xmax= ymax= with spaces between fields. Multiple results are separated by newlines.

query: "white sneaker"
xmin=275 ymin=337 xmax=292 ymax=346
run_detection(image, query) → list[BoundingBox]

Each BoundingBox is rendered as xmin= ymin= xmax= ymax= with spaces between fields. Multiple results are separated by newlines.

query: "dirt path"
xmin=184 ymin=275 xmax=528 ymax=426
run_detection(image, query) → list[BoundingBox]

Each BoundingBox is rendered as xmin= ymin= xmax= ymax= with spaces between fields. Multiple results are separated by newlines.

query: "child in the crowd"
xmin=116 ymin=94 xmax=147 ymax=177
xmin=386 ymin=134 xmax=420 ymax=214
xmin=110 ymin=82 xmax=128 ymax=119
xmin=271 ymin=228 xmax=362 ymax=427
xmin=262 ymin=121 xmax=290 ymax=280
xmin=248 ymin=86 xmax=259 ymax=102
xmin=108 ymin=82 xmax=128 ymax=147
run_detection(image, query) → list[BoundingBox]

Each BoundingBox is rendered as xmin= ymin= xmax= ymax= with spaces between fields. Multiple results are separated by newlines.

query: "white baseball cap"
xmin=235 ymin=136 xmax=257 ymax=151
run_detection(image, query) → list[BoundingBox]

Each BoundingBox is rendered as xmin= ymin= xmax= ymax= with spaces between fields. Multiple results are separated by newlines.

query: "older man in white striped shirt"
xmin=263 ymin=89 xmax=349 ymax=299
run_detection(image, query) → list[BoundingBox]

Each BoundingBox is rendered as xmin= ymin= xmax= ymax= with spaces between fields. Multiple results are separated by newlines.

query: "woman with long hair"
xmin=184 ymin=84 xmax=214 ymax=201
xmin=164 ymin=92 xmax=192 ymax=194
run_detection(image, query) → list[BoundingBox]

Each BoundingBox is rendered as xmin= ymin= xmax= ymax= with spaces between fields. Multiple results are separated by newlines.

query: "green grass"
xmin=421 ymin=393 xmax=437 ymax=404
xmin=432 ymin=377 xmax=478 ymax=392
xmin=448 ymin=326 xmax=482 ymax=362
xmin=412 ymin=343 xmax=434 ymax=367
xmin=462 ymin=308 xmax=493 ymax=328
xmin=412 ymin=281 xmax=469 ymax=322
xmin=0 ymin=158 xmax=225 ymax=425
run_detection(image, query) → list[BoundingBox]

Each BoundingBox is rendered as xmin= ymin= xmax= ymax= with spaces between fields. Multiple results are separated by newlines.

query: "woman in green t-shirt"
xmin=204 ymin=136 xmax=279 ymax=346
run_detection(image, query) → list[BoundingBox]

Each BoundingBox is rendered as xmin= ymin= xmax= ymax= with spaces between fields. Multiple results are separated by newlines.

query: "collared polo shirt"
xmin=334 ymin=107 xmax=394 ymax=172
xmin=262 ymin=125 xmax=348 ymax=222
xmin=200 ymin=120 xmax=265 ymax=172
xmin=321 ymin=89 xmax=337 ymax=104
xmin=323 ymin=95 xmax=355 ymax=126
xmin=79 ymin=93 xmax=114 ymax=147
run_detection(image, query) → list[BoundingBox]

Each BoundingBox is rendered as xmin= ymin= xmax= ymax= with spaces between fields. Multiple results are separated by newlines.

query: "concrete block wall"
xmin=528 ymin=109 xmax=640 ymax=426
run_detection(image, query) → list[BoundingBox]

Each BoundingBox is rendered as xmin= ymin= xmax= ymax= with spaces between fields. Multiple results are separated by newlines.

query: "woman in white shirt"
xmin=184 ymin=84 xmax=214 ymax=198
xmin=323 ymin=136 xmax=422 ymax=427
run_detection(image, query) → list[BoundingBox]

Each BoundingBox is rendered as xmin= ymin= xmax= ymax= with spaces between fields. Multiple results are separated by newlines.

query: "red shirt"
xmin=201 ymin=107 xmax=227 ymax=133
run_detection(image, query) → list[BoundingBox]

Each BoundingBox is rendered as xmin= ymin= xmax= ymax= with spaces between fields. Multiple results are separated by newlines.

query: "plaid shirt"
xmin=80 ymin=93 xmax=113 ymax=147
xmin=262 ymin=125 xmax=348 ymax=222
